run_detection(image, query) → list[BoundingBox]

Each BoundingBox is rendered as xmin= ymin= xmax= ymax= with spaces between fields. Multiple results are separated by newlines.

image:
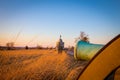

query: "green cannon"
xmin=74 ymin=40 xmax=104 ymax=60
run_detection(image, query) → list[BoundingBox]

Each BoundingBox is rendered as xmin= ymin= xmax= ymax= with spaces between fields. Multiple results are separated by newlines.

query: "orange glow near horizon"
xmin=0 ymin=35 xmax=113 ymax=47
xmin=1 ymin=32 xmax=119 ymax=48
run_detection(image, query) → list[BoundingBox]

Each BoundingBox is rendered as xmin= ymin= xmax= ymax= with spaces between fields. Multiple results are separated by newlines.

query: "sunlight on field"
xmin=0 ymin=49 xmax=88 ymax=80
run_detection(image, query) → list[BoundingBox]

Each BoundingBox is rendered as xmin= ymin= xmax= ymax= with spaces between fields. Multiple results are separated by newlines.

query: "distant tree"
xmin=6 ymin=42 xmax=14 ymax=50
xmin=75 ymin=31 xmax=89 ymax=43
xmin=37 ymin=45 xmax=43 ymax=49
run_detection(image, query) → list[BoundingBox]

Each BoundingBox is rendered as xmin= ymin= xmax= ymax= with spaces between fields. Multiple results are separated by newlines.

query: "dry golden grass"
xmin=0 ymin=49 xmax=88 ymax=80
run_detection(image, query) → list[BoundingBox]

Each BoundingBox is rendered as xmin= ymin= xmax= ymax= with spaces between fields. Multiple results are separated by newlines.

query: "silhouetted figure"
xmin=25 ymin=46 xmax=28 ymax=49
xmin=56 ymin=35 xmax=64 ymax=53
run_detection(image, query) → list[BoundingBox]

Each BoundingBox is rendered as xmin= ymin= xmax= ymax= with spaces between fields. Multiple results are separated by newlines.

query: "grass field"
xmin=0 ymin=49 xmax=88 ymax=80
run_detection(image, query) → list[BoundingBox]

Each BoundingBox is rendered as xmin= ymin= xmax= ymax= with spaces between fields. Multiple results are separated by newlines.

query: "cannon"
xmin=74 ymin=40 xmax=104 ymax=60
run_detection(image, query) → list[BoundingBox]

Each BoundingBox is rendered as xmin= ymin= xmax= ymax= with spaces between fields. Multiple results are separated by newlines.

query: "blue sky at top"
xmin=0 ymin=0 xmax=120 ymax=47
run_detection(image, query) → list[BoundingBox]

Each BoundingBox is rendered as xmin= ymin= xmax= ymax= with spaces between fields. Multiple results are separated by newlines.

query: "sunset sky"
xmin=0 ymin=0 xmax=120 ymax=47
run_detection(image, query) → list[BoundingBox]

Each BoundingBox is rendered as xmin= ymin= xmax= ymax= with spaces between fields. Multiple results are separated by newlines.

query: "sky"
xmin=0 ymin=0 xmax=120 ymax=47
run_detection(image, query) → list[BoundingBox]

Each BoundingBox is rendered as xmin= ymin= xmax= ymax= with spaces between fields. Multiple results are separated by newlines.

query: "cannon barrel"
xmin=74 ymin=40 xmax=104 ymax=60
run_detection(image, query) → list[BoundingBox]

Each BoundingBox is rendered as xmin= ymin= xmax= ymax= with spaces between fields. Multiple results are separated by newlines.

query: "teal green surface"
xmin=74 ymin=41 xmax=103 ymax=60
